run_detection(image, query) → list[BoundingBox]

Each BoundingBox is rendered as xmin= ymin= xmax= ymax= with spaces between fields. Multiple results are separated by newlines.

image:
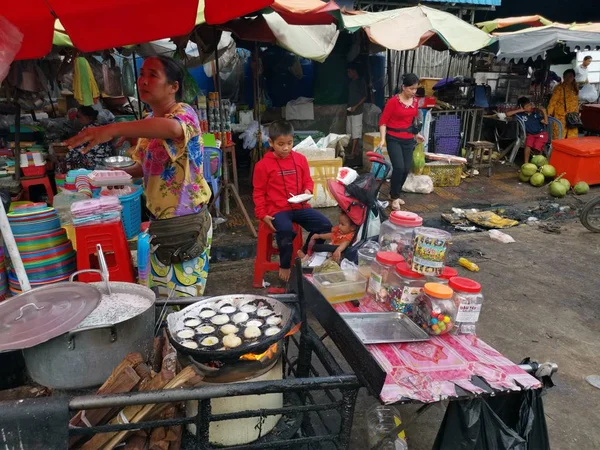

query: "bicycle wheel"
xmin=580 ymin=196 xmax=600 ymax=232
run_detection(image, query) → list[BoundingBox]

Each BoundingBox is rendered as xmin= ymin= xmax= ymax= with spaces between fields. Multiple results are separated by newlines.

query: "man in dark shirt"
xmin=346 ymin=64 xmax=367 ymax=159
xmin=507 ymin=96 xmax=548 ymax=163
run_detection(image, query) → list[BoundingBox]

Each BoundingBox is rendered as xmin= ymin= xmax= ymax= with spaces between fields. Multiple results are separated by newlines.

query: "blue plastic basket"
xmin=119 ymin=187 xmax=143 ymax=240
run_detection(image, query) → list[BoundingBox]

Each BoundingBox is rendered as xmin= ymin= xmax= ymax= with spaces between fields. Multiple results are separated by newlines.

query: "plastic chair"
xmin=21 ymin=175 xmax=54 ymax=206
xmin=75 ymin=222 xmax=135 ymax=283
xmin=203 ymin=147 xmax=222 ymax=213
xmin=513 ymin=115 xmax=563 ymax=162
xmin=253 ymin=221 xmax=303 ymax=288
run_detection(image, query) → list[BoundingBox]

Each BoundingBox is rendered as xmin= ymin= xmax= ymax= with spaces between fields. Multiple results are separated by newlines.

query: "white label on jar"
xmin=456 ymin=304 xmax=482 ymax=323
xmin=400 ymin=286 xmax=422 ymax=304
xmin=368 ymin=272 xmax=383 ymax=294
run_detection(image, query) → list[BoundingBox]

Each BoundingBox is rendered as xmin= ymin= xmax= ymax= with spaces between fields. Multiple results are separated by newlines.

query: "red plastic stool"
xmin=75 ymin=222 xmax=135 ymax=283
xmin=253 ymin=221 xmax=303 ymax=288
xmin=21 ymin=176 xmax=54 ymax=206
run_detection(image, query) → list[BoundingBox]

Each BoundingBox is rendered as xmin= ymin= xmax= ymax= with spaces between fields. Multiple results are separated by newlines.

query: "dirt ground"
xmin=205 ymin=167 xmax=600 ymax=450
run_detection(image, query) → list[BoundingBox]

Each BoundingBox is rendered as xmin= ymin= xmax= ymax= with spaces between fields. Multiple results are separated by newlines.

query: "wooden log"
xmin=101 ymin=366 xmax=201 ymax=450
xmin=151 ymin=337 xmax=164 ymax=373
xmin=167 ymin=427 xmax=182 ymax=450
xmin=124 ymin=434 xmax=148 ymax=450
xmin=0 ymin=385 xmax=51 ymax=402
xmin=70 ymin=366 xmax=141 ymax=448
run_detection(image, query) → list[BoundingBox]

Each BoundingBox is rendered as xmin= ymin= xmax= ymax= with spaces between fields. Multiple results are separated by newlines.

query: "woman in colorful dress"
xmin=66 ymin=56 xmax=212 ymax=297
xmin=66 ymin=106 xmax=114 ymax=170
xmin=547 ymin=69 xmax=580 ymax=139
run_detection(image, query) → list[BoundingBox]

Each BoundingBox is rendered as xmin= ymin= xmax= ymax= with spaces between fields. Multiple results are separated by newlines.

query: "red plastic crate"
xmin=21 ymin=165 xmax=46 ymax=177
xmin=549 ymin=137 xmax=600 ymax=186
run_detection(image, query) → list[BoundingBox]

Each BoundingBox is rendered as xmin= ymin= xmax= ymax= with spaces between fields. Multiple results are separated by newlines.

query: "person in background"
xmin=66 ymin=56 xmax=213 ymax=297
xmin=378 ymin=73 xmax=425 ymax=211
xmin=346 ymin=63 xmax=367 ymax=160
xmin=253 ymin=120 xmax=332 ymax=282
xmin=66 ymin=105 xmax=114 ymax=170
xmin=547 ymin=69 xmax=580 ymax=139
xmin=507 ymin=97 xmax=548 ymax=163
xmin=575 ymin=56 xmax=598 ymax=103
xmin=575 ymin=55 xmax=592 ymax=87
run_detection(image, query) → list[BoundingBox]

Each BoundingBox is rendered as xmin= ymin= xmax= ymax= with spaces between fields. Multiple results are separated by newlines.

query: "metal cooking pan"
xmin=166 ymin=295 xmax=294 ymax=363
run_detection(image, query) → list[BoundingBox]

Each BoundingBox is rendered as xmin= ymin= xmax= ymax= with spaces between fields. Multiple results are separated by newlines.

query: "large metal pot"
xmin=22 ymin=282 xmax=155 ymax=389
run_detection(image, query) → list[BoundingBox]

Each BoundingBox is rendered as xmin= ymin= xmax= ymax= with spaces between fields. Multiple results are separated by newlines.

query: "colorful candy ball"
xmin=431 ymin=318 xmax=438 ymax=325
xmin=431 ymin=324 xmax=439 ymax=331
xmin=443 ymin=316 xmax=451 ymax=323
xmin=431 ymin=310 xmax=438 ymax=318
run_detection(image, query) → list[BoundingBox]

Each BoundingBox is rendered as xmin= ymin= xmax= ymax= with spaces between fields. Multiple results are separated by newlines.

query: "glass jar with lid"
xmin=427 ymin=266 xmax=458 ymax=285
xmin=388 ymin=262 xmax=426 ymax=317
xmin=413 ymin=283 xmax=456 ymax=335
xmin=378 ymin=211 xmax=423 ymax=258
xmin=357 ymin=246 xmax=378 ymax=278
xmin=449 ymin=277 xmax=483 ymax=335
xmin=409 ymin=227 xmax=451 ymax=276
xmin=367 ymin=251 xmax=405 ymax=302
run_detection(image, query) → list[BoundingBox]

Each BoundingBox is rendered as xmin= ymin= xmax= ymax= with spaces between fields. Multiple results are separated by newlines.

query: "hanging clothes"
xmin=73 ymin=57 xmax=99 ymax=106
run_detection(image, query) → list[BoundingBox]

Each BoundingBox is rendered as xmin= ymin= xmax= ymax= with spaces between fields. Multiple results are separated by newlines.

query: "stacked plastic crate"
xmin=433 ymin=115 xmax=461 ymax=156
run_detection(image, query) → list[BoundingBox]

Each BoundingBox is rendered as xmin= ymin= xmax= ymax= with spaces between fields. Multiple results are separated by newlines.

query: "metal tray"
xmin=339 ymin=312 xmax=430 ymax=344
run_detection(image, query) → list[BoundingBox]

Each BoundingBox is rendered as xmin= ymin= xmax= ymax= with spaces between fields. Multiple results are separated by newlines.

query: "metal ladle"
xmin=96 ymin=244 xmax=112 ymax=296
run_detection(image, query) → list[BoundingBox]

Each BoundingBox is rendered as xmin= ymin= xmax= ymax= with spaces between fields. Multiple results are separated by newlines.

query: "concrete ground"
xmin=205 ymin=167 xmax=600 ymax=450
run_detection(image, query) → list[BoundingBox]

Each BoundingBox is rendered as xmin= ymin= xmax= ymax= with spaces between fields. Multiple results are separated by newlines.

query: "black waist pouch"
xmin=148 ymin=207 xmax=211 ymax=265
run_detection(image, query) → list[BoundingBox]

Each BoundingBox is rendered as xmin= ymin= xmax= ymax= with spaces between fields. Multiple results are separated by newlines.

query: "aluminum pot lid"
xmin=0 ymin=282 xmax=102 ymax=353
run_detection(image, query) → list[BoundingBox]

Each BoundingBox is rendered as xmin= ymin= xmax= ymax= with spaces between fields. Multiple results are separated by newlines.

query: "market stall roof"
xmin=476 ymin=15 xmax=552 ymax=34
xmin=271 ymin=0 xmax=340 ymax=25
xmin=2 ymin=0 xmax=274 ymax=60
xmin=494 ymin=26 xmax=600 ymax=61
xmin=342 ymin=6 xmax=495 ymax=53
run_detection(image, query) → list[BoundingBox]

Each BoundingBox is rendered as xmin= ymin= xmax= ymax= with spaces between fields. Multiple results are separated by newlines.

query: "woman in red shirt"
xmin=379 ymin=73 xmax=425 ymax=211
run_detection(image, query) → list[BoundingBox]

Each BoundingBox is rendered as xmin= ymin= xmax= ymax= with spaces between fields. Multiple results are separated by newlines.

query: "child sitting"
xmin=506 ymin=96 xmax=549 ymax=163
xmin=253 ymin=120 xmax=333 ymax=282
xmin=298 ymin=211 xmax=357 ymax=264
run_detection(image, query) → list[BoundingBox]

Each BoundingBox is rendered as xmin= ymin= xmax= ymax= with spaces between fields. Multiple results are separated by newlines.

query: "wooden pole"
xmin=132 ymin=52 xmax=143 ymax=118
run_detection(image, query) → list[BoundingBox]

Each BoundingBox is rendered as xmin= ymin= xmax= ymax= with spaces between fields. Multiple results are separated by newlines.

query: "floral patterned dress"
xmin=66 ymin=123 xmax=114 ymax=170
xmin=132 ymin=103 xmax=213 ymax=297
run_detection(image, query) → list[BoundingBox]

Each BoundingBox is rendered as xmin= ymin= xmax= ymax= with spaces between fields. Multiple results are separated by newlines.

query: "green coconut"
xmin=558 ymin=178 xmax=570 ymax=190
xmin=520 ymin=163 xmax=538 ymax=177
xmin=519 ymin=172 xmax=531 ymax=183
xmin=531 ymin=155 xmax=548 ymax=167
xmin=574 ymin=181 xmax=590 ymax=195
xmin=530 ymin=172 xmax=545 ymax=187
xmin=540 ymin=164 xmax=556 ymax=178
xmin=549 ymin=181 xmax=567 ymax=198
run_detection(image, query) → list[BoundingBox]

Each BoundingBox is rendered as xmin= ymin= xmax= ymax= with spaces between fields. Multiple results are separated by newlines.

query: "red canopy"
xmin=1 ymin=0 xmax=274 ymax=61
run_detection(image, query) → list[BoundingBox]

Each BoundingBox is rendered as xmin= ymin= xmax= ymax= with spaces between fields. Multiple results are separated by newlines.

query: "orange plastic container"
xmin=549 ymin=137 xmax=600 ymax=185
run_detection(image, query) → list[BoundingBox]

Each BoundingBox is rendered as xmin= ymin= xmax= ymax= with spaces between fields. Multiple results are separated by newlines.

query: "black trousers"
xmin=387 ymin=136 xmax=416 ymax=199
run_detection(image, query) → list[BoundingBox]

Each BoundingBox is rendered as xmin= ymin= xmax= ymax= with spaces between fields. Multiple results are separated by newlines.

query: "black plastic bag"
xmin=433 ymin=390 xmax=550 ymax=450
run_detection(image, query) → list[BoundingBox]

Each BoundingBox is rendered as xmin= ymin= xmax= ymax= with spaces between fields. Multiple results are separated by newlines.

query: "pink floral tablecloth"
xmin=333 ymin=296 xmax=542 ymax=404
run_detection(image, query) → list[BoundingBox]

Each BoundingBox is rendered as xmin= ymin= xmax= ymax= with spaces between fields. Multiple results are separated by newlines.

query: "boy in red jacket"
xmin=253 ymin=120 xmax=332 ymax=282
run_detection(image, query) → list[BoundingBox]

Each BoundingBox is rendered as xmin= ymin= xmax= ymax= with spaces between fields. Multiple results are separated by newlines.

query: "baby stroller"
xmin=326 ymin=152 xmax=392 ymax=263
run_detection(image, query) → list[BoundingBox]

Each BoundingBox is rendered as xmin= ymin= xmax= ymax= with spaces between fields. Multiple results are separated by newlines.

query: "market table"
xmin=297 ymin=273 xmax=552 ymax=448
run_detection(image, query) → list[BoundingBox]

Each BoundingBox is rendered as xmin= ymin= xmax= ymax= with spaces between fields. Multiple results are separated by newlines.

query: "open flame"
xmin=239 ymin=322 xmax=302 ymax=362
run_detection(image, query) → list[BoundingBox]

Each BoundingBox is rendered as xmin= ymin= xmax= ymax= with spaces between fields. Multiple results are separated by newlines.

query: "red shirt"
xmin=379 ymin=96 xmax=419 ymax=140
xmin=252 ymin=150 xmax=314 ymax=220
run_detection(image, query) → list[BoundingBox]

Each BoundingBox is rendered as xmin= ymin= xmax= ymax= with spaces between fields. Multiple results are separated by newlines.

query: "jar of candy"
xmin=357 ymin=246 xmax=378 ymax=278
xmin=413 ymin=283 xmax=456 ymax=335
xmin=427 ymin=266 xmax=458 ymax=285
xmin=449 ymin=277 xmax=483 ymax=335
xmin=409 ymin=227 xmax=451 ymax=276
xmin=378 ymin=211 xmax=423 ymax=257
xmin=368 ymin=251 xmax=405 ymax=302
xmin=388 ymin=262 xmax=426 ymax=317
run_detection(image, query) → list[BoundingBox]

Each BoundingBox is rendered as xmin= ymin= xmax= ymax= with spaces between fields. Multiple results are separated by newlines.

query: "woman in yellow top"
xmin=547 ymin=69 xmax=579 ymax=139
xmin=66 ymin=56 xmax=213 ymax=297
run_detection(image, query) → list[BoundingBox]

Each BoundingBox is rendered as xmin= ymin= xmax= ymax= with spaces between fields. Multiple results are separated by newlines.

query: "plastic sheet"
xmin=0 ymin=17 xmax=23 ymax=84
xmin=433 ymin=389 xmax=550 ymax=450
